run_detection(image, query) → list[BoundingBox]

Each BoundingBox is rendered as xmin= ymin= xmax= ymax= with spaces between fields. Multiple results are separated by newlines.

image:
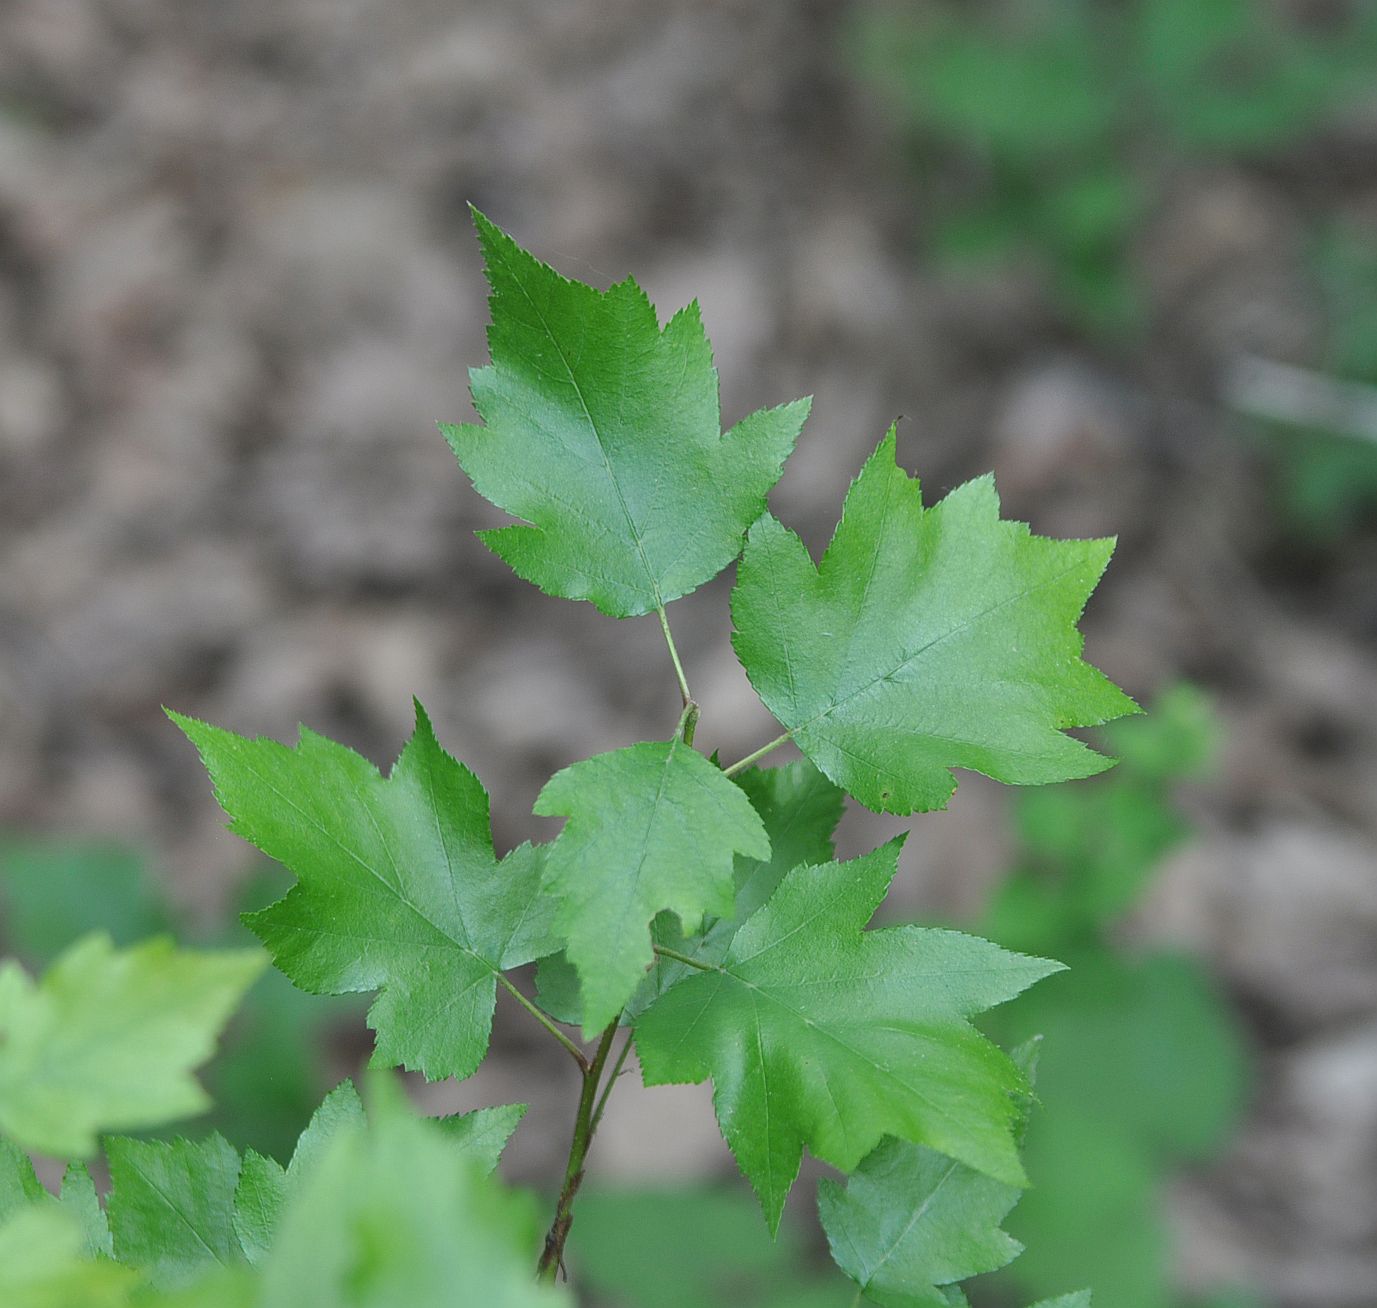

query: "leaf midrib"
xmin=789 ymin=557 xmax=1093 ymax=733
xmin=490 ymin=239 xmax=664 ymax=608
xmin=232 ymin=755 xmax=501 ymax=983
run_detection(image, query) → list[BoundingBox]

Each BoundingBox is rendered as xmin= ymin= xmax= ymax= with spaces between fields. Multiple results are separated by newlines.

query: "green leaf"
xmin=635 ymin=757 xmax=848 ymax=1018
xmin=232 ymin=1153 xmax=285 ymax=1272
xmin=142 ymin=1267 xmax=262 ymax=1308
xmin=173 ymin=702 xmax=557 ymax=1081
xmin=234 ymin=1082 xmax=525 ymax=1269
xmin=0 ymin=1137 xmax=43 ymax=1222
xmin=1031 ymin=1295 xmax=1092 ymax=1308
xmin=731 ymin=429 xmax=1137 ymax=814
xmin=0 ymin=1206 xmax=139 ymax=1308
xmin=434 ymin=1103 xmax=528 ymax=1173
xmin=730 ymin=761 xmax=847 ymax=921
xmin=59 ymin=1163 xmax=112 ymax=1260
xmin=634 ymin=841 xmax=1062 ymax=1230
xmin=441 ymin=210 xmax=810 ymax=618
xmin=818 ymin=1038 xmax=1040 ymax=1306
xmin=107 ymin=1133 xmax=243 ymax=1288
xmin=234 ymin=1081 xmax=366 ymax=1267
xmin=258 ymin=1090 xmax=567 ymax=1307
xmin=535 ymin=738 xmax=769 ymax=1035
xmin=818 ymin=1138 xmax=1023 ymax=1307
xmin=0 ymin=934 xmax=264 ymax=1156
xmin=537 ymin=759 xmax=844 ymax=1027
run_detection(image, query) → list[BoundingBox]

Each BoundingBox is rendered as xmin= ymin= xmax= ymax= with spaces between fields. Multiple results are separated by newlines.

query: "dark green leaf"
xmin=442 ymin=211 xmax=809 ymax=617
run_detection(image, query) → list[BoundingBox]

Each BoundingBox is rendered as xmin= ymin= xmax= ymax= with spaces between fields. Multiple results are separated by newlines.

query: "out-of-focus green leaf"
xmin=994 ymin=953 xmax=1247 ymax=1308
xmin=258 ymin=1089 xmax=566 ymax=1307
xmin=0 ymin=840 xmax=169 ymax=961
xmin=0 ymin=1206 xmax=139 ymax=1307
xmin=0 ymin=934 xmax=264 ymax=1157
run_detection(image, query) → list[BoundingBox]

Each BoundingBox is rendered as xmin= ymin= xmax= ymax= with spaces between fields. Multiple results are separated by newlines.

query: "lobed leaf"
xmin=233 ymin=1081 xmax=367 ymax=1268
xmin=442 ymin=210 xmax=810 ymax=617
xmin=107 ymin=1134 xmax=243 ymax=1289
xmin=634 ymin=841 xmax=1062 ymax=1230
xmin=819 ymin=1139 xmax=1023 ymax=1307
xmin=731 ymin=427 xmax=1137 ymax=814
xmin=535 ymin=737 xmax=769 ymax=1035
xmin=537 ymin=759 xmax=844 ymax=1028
xmin=0 ymin=934 xmax=263 ymax=1157
xmin=173 ymin=702 xmax=558 ymax=1082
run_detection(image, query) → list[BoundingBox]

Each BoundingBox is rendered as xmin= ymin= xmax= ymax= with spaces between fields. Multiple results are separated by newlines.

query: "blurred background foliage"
xmin=858 ymin=0 xmax=1377 ymax=536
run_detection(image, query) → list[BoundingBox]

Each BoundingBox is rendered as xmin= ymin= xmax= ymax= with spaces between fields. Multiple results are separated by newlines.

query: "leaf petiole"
xmin=496 ymin=975 xmax=588 ymax=1071
xmin=722 ymin=731 xmax=793 ymax=777
xmin=656 ymin=603 xmax=693 ymax=707
xmin=651 ymin=944 xmax=716 ymax=973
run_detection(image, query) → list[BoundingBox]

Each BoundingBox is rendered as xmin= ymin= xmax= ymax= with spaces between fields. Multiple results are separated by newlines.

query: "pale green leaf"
xmin=0 ymin=934 xmax=264 ymax=1157
xmin=441 ymin=210 xmax=810 ymax=617
xmin=141 ymin=1266 xmax=262 ymax=1308
xmin=107 ymin=1133 xmax=243 ymax=1288
xmin=259 ymin=1091 xmax=567 ymax=1307
xmin=535 ymin=738 xmax=769 ymax=1034
xmin=731 ymin=428 xmax=1137 ymax=814
xmin=173 ymin=702 xmax=557 ymax=1081
xmin=634 ymin=841 xmax=1062 ymax=1230
xmin=0 ymin=1207 xmax=138 ymax=1308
